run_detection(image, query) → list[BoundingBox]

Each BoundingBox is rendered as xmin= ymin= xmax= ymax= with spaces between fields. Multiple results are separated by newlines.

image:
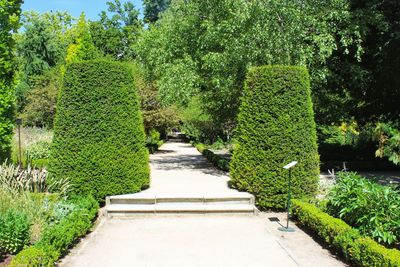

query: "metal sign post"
xmin=16 ymin=118 xmax=22 ymax=166
xmin=278 ymin=161 xmax=298 ymax=232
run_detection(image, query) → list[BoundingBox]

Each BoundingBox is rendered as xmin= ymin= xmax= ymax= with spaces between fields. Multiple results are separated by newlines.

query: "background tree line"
xmin=1 ymin=0 xmax=399 ymax=166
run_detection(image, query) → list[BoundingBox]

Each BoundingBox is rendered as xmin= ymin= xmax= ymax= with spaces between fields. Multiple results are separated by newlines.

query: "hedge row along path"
xmin=61 ymin=140 xmax=346 ymax=267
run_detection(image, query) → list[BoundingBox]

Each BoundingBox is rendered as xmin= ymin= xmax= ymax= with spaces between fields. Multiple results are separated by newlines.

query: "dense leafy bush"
xmin=293 ymin=200 xmax=400 ymax=267
xmin=0 ymin=209 xmax=31 ymax=255
xmin=201 ymin=148 xmax=230 ymax=172
xmin=10 ymin=196 xmax=98 ymax=266
xmin=146 ymin=129 xmax=162 ymax=154
xmin=21 ymin=67 xmax=61 ymax=128
xmin=375 ymin=123 xmax=400 ymax=165
xmin=327 ymin=172 xmax=400 ymax=246
xmin=230 ymin=66 xmax=319 ymax=209
xmin=49 ymin=60 xmax=150 ymax=202
xmin=36 ymin=196 xmax=98 ymax=255
xmin=9 ymin=246 xmax=56 ymax=267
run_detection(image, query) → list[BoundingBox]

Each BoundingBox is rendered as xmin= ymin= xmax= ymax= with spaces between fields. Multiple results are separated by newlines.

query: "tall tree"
xmin=143 ymin=0 xmax=170 ymax=23
xmin=66 ymin=12 xmax=99 ymax=63
xmin=320 ymin=0 xmax=400 ymax=124
xmin=135 ymin=0 xmax=358 ymax=138
xmin=0 ymin=0 xmax=23 ymax=161
xmin=91 ymin=0 xmax=141 ymax=60
xmin=17 ymin=11 xmax=73 ymax=77
xmin=15 ymin=11 xmax=74 ymax=113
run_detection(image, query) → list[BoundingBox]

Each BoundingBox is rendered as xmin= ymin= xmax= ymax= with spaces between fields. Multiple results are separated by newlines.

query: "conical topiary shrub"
xmin=230 ymin=65 xmax=319 ymax=209
xmin=49 ymin=60 xmax=150 ymax=202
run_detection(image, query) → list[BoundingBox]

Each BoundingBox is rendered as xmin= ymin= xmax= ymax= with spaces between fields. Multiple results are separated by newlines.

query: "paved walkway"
xmin=145 ymin=140 xmax=237 ymax=194
xmin=61 ymin=140 xmax=346 ymax=267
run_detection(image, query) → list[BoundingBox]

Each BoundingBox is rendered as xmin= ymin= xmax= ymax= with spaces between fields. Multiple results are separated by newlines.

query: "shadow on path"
xmin=151 ymin=142 xmax=227 ymax=177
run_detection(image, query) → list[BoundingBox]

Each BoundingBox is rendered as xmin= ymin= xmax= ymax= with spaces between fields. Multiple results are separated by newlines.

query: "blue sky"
xmin=22 ymin=0 xmax=144 ymax=21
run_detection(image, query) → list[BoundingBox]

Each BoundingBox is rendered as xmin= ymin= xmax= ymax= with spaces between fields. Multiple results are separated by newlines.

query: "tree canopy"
xmin=143 ymin=0 xmax=171 ymax=23
xmin=90 ymin=0 xmax=142 ymax=60
xmin=135 ymin=0 xmax=359 ymax=136
xmin=0 ymin=0 xmax=23 ymax=160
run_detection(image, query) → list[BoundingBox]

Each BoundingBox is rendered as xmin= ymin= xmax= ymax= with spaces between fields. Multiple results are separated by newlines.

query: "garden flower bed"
xmin=0 ymin=161 xmax=98 ymax=266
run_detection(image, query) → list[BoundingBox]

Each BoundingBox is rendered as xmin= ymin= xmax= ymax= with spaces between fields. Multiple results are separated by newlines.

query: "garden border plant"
xmin=292 ymin=199 xmax=400 ymax=267
xmin=195 ymin=144 xmax=230 ymax=172
xmin=230 ymin=65 xmax=320 ymax=209
xmin=9 ymin=195 xmax=99 ymax=266
xmin=326 ymin=172 xmax=400 ymax=246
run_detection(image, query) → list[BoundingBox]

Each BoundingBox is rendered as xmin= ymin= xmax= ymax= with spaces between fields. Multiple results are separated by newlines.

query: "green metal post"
xmin=278 ymin=166 xmax=295 ymax=232
xmin=286 ymin=168 xmax=292 ymax=229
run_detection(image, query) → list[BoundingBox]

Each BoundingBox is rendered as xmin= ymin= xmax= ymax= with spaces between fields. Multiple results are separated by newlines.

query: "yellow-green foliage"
xmin=9 ymin=246 xmax=56 ymax=267
xmin=49 ymin=60 xmax=150 ymax=202
xmin=293 ymin=200 xmax=400 ymax=267
xmin=230 ymin=66 xmax=319 ymax=209
xmin=65 ymin=12 xmax=98 ymax=64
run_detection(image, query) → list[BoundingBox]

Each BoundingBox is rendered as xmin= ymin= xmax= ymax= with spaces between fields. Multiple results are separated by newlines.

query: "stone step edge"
xmin=108 ymin=197 xmax=254 ymax=205
xmin=106 ymin=196 xmax=255 ymax=205
xmin=105 ymin=204 xmax=259 ymax=216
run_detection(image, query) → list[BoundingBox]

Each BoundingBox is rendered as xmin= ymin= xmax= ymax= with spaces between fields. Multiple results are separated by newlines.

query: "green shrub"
xmin=375 ymin=122 xmax=400 ymax=165
xmin=327 ymin=172 xmax=400 ymax=246
xmin=36 ymin=196 xmax=98 ymax=256
xmin=146 ymin=129 xmax=161 ymax=154
xmin=26 ymin=140 xmax=51 ymax=161
xmin=21 ymin=67 xmax=61 ymax=128
xmin=292 ymin=199 xmax=353 ymax=247
xmin=49 ymin=60 xmax=150 ymax=202
xmin=9 ymin=246 xmax=56 ymax=267
xmin=195 ymin=143 xmax=206 ymax=153
xmin=202 ymin=149 xmax=230 ymax=172
xmin=352 ymin=237 xmax=400 ymax=267
xmin=10 ymin=196 xmax=98 ymax=266
xmin=293 ymin=199 xmax=400 ymax=267
xmin=0 ymin=210 xmax=31 ymax=255
xmin=25 ymin=140 xmax=51 ymax=168
xmin=230 ymin=66 xmax=319 ymax=209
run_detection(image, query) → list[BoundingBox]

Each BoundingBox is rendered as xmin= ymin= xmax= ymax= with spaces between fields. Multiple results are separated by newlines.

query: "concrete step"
xmin=106 ymin=203 xmax=258 ymax=217
xmin=107 ymin=193 xmax=255 ymax=205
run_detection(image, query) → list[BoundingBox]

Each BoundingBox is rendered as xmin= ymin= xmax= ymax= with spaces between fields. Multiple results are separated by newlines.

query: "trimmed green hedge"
xmin=195 ymin=144 xmax=230 ymax=171
xmin=230 ymin=66 xmax=319 ymax=209
xmin=10 ymin=196 xmax=98 ymax=267
xmin=49 ymin=60 xmax=150 ymax=202
xmin=292 ymin=200 xmax=400 ymax=267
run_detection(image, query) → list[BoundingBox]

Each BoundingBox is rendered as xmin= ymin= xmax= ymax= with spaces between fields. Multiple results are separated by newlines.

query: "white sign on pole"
xmin=283 ymin=161 xmax=298 ymax=169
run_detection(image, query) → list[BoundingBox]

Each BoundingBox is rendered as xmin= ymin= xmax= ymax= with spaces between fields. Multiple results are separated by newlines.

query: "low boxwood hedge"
xmin=195 ymin=144 xmax=230 ymax=172
xmin=202 ymin=149 xmax=230 ymax=172
xmin=10 ymin=196 xmax=98 ymax=267
xmin=292 ymin=199 xmax=400 ymax=267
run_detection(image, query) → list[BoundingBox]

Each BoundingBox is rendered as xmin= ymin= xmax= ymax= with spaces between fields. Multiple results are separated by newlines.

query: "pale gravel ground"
xmin=60 ymin=140 xmax=347 ymax=267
